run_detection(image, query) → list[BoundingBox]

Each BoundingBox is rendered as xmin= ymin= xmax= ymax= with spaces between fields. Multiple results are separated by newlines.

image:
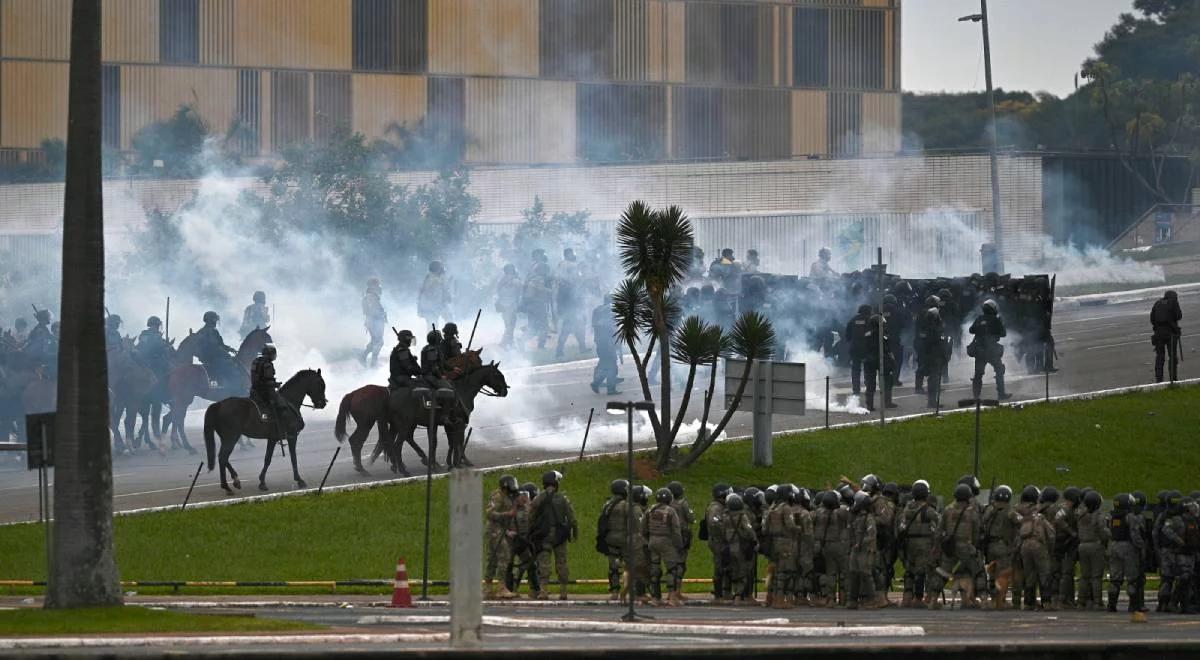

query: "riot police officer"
xmin=196 ymin=311 xmax=237 ymax=388
xmin=421 ymin=330 xmax=453 ymax=390
xmin=388 ymin=330 xmax=420 ymax=391
xmin=22 ymin=309 xmax=53 ymax=364
xmin=104 ymin=314 xmax=123 ymax=350
xmin=135 ymin=316 xmax=170 ymax=376
xmin=968 ymin=299 xmax=1011 ymax=400
xmin=1151 ymin=290 xmax=1183 ymax=382
xmin=916 ymin=304 xmax=946 ymax=408
xmin=251 ymin=344 xmax=289 ymax=435
xmin=441 ymin=322 xmax=463 ymax=363
xmin=361 ymin=278 xmax=387 ymax=367
xmin=846 ymin=304 xmax=872 ymax=396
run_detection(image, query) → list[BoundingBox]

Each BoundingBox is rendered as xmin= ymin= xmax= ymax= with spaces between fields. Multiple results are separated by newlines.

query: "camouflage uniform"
xmin=790 ymin=502 xmax=816 ymax=603
xmin=532 ymin=488 xmax=579 ymax=599
xmin=670 ymin=496 xmax=696 ymax=575
xmin=763 ymin=502 xmax=798 ymax=605
xmin=643 ymin=503 xmax=683 ymax=602
xmin=932 ymin=501 xmax=982 ymax=606
xmin=1017 ymin=504 xmax=1056 ymax=609
xmin=484 ymin=488 xmax=516 ymax=586
xmin=870 ymin=493 xmax=897 ymax=602
xmin=600 ymin=495 xmax=629 ymax=595
xmin=705 ymin=499 xmax=730 ymax=600
xmin=813 ymin=502 xmax=850 ymax=604
xmin=508 ymin=498 xmax=539 ymax=595
xmin=1051 ymin=501 xmax=1080 ymax=608
xmin=846 ymin=508 xmax=877 ymax=609
xmin=1075 ymin=505 xmax=1108 ymax=609
xmin=1105 ymin=506 xmax=1145 ymax=612
xmin=723 ymin=506 xmax=758 ymax=602
xmin=980 ymin=501 xmax=1021 ymax=608
xmin=898 ymin=499 xmax=939 ymax=606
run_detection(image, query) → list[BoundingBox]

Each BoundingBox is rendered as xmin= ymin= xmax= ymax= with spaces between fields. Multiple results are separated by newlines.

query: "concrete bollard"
xmin=449 ymin=469 xmax=483 ymax=648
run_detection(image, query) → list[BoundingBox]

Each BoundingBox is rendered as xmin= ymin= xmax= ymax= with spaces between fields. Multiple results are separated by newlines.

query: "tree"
xmin=611 ymin=201 xmax=776 ymax=471
xmin=128 ymin=104 xmax=212 ymax=178
xmin=46 ymin=0 xmax=123 ymax=609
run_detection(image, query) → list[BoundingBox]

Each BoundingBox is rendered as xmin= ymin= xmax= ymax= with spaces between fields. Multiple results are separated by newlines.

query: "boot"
xmin=971 ymin=377 xmax=983 ymax=400
xmin=924 ymin=592 xmax=942 ymax=610
xmin=996 ymin=375 xmax=1012 ymax=400
xmin=1108 ymin=588 xmax=1119 ymax=612
xmin=865 ymin=391 xmax=875 ymax=412
xmin=559 ymin=584 xmax=569 ymax=601
xmin=667 ymin=590 xmax=684 ymax=607
xmin=497 ymin=584 xmax=518 ymax=599
xmin=484 ymin=580 xmax=497 ymax=599
xmin=900 ymin=592 xmax=913 ymax=609
xmin=1157 ymin=581 xmax=1173 ymax=612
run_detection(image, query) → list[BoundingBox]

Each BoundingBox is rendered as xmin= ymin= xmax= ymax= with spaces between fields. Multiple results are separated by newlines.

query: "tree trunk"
xmin=678 ymin=358 xmax=754 ymax=469
xmin=45 ymin=0 xmax=123 ymax=610
xmin=655 ymin=300 xmax=672 ymax=469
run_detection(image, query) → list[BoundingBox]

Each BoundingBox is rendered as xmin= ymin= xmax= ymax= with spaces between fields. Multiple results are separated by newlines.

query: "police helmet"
xmin=443 ymin=322 xmax=459 ymax=337
xmin=925 ymin=295 xmax=941 ymax=308
xmin=610 ymin=479 xmax=630 ymax=497
xmin=667 ymin=481 xmax=685 ymax=500
xmin=861 ymin=474 xmax=882 ymax=494
xmin=1083 ymin=490 xmax=1102 ymax=511
xmin=912 ymin=480 xmax=930 ymax=500
xmin=261 ymin=344 xmax=277 ymax=360
xmin=797 ymin=487 xmax=813 ymax=509
xmin=938 ymin=288 xmax=952 ymax=300
xmin=521 ymin=483 xmax=539 ymax=498
xmin=857 ymin=304 xmax=872 ymax=316
xmin=712 ymin=483 xmax=732 ymax=501
xmin=1165 ymin=290 xmax=1178 ymax=300
xmin=1168 ymin=490 xmax=1184 ymax=511
xmin=426 ymin=330 xmax=442 ymax=344
xmin=1021 ymin=485 xmax=1040 ymax=503
xmin=35 ymin=310 xmax=52 ymax=324
xmin=883 ymin=482 xmax=900 ymax=501
xmin=852 ymin=491 xmax=871 ymax=512
xmin=1131 ymin=491 xmax=1147 ymax=512
xmin=429 ymin=261 xmax=444 ymax=274
xmin=838 ymin=484 xmax=855 ymax=505
xmin=542 ymin=470 xmax=563 ymax=487
xmin=1040 ymin=486 xmax=1059 ymax=504
xmin=655 ymin=488 xmax=674 ymax=505
xmin=925 ymin=308 xmax=941 ymax=323
xmin=953 ymin=483 xmax=972 ymax=502
xmin=203 ymin=311 xmax=220 ymax=324
xmin=994 ymin=485 xmax=1013 ymax=502
xmin=883 ymin=294 xmax=897 ymax=305
xmin=764 ymin=484 xmax=779 ymax=506
xmin=725 ymin=492 xmax=745 ymax=511
xmin=634 ymin=485 xmax=652 ymax=505
xmin=1113 ymin=493 xmax=1132 ymax=511
xmin=147 ymin=316 xmax=162 ymax=328
xmin=1063 ymin=487 xmax=1083 ymax=505
xmin=1157 ymin=490 xmax=1170 ymax=506
xmin=106 ymin=314 xmax=122 ymax=328
xmin=253 ymin=291 xmax=266 ymax=304
xmin=744 ymin=487 xmax=765 ymax=509
xmin=499 ymin=474 xmax=518 ymax=493
xmin=958 ymin=475 xmax=981 ymax=496
xmin=818 ymin=247 xmax=832 ymax=260
xmin=982 ymin=299 xmax=999 ymax=315
xmin=398 ymin=329 xmax=414 ymax=340
xmin=822 ymin=490 xmax=840 ymax=509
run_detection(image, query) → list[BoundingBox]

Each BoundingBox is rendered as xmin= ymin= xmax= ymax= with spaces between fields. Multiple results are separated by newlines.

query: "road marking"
xmin=480 ymin=615 xmax=924 ymax=637
xmin=1087 ymin=333 xmax=1200 ymax=351
xmin=0 ymin=633 xmax=450 ymax=649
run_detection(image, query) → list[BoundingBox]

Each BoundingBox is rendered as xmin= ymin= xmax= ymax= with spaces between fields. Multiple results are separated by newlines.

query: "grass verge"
xmin=0 ymin=386 xmax=1194 ymax=593
xmin=0 ymin=606 xmax=318 ymax=636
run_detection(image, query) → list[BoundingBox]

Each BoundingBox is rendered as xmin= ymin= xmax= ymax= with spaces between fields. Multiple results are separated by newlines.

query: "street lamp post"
xmin=961 ymin=1 xmax=1005 ymax=273
xmin=415 ymin=386 xmax=457 ymax=601
xmin=607 ymin=400 xmax=656 ymax=623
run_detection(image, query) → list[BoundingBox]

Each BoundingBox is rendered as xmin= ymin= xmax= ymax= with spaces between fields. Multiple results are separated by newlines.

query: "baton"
xmin=466 ymin=308 xmax=482 ymax=350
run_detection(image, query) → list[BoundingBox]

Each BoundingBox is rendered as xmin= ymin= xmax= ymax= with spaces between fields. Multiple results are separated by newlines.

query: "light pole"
xmin=959 ymin=397 xmax=1000 ymax=478
xmin=960 ymin=1 xmax=1005 ymax=273
xmin=607 ymin=400 xmax=656 ymax=623
xmin=415 ymin=386 xmax=457 ymax=601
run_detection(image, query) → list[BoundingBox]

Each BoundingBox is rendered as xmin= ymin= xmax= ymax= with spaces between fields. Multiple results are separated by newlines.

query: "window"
xmin=102 ymin=65 xmax=122 ymax=149
xmin=427 ymin=76 xmax=465 ymax=162
xmin=160 ymin=0 xmax=199 ymax=64
xmin=540 ymin=0 xmax=614 ymax=80
xmin=272 ymin=71 xmax=311 ymax=149
xmin=352 ymin=0 xmax=427 ymax=73
xmin=793 ymin=8 xmax=829 ymax=88
xmin=235 ymin=69 xmax=261 ymax=155
xmin=577 ymin=83 xmax=666 ymax=162
xmin=314 ymin=72 xmax=352 ymax=140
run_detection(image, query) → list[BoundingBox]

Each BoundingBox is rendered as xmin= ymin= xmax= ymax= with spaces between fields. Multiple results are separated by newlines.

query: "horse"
xmin=384 ymin=361 xmax=509 ymax=471
xmin=334 ymin=350 xmax=482 ymax=476
xmin=166 ymin=327 xmax=272 ymax=454
xmin=203 ymin=368 xmax=327 ymax=495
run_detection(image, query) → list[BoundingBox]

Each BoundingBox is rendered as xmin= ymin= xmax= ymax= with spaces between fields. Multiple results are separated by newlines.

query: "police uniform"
xmin=1017 ymin=503 xmax=1056 ymax=610
xmin=705 ymin=498 xmax=731 ymax=601
xmin=643 ymin=502 xmax=683 ymax=604
xmin=722 ymin=504 xmax=758 ymax=603
xmin=1076 ymin=504 xmax=1108 ymax=609
xmin=531 ymin=487 xmax=578 ymax=600
xmin=845 ymin=308 xmax=872 ymax=395
xmin=484 ymin=487 xmax=516 ymax=597
xmin=1151 ymin=294 xmax=1183 ymax=382
xmin=763 ymin=501 xmax=799 ymax=606
xmin=980 ymin=500 xmax=1021 ymax=608
xmin=600 ymin=495 xmax=630 ymax=597
xmin=670 ymin=495 xmax=696 ymax=578
xmin=932 ymin=501 xmax=982 ymax=607
xmin=846 ymin=506 xmax=877 ymax=609
xmin=813 ymin=499 xmax=850 ymax=605
xmin=899 ymin=498 xmax=940 ymax=607
xmin=968 ymin=310 xmax=1009 ymax=399
xmin=1105 ymin=501 xmax=1146 ymax=612
xmin=388 ymin=343 xmax=420 ymax=390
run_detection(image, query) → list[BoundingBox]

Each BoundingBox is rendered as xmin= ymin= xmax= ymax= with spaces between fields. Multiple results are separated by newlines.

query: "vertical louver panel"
xmin=272 ymin=70 xmax=311 ymax=149
xmin=160 ymin=0 xmax=199 ymax=64
xmin=427 ymin=76 xmax=465 ymax=162
xmin=314 ymin=72 xmax=352 ymax=140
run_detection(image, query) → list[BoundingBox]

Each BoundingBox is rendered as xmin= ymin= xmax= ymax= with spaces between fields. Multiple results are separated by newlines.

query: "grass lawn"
xmin=0 ymin=386 xmax=1195 ymax=594
xmin=0 ymin=606 xmax=318 ymax=636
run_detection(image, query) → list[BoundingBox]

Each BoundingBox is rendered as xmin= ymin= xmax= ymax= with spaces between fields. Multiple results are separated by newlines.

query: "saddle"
xmin=250 ymin=398 xmax=272 ymax=422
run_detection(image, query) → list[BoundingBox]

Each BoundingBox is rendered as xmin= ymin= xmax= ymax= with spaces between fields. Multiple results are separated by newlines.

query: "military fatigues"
xmin=508 ymin=500 xmax=539 ymax=595
xmin=704 ymin=500 xmax=731 ymax=600
xmin=870 ymin=495 xmax=897 ymax=602
xmin=846 ymin=509 xmax=877 ymax=609
xmin=484 ymin=489 xmax=516 ymax=585
xmin=671 ymin=497 xmax=696 ymax=576
xmin=599 ymin=496 xmax=629 ymax=594
xmin=531 ymin=489 xmax=579 ymax=598
xmin=763 ymin=503 xmax=799 ymax=603
xmin=643 ymin=503 xmax=684 ymax=601
xmin=933 ymin=502 xmax=982 ymax=604
xmin=1017 ymin=503 xmax=1056 ymax=609
xmin=1106 ymin=509 xmax=1145 ymax=612
xmin=723 ymin=507 xmax=758 ymax=601
xmin=1051 ymin=503 xmax=1080 ymax=608
xmin=980 ymin=502 xmax=1021 ymax=608
xmin=630 ymin=501 xmax=652 ymax=599
xmin=1076 ymin=507 xmax=1109 ymax=609
xmin=898 ymin=499 xmax=939 ymax=605
xmin=814 ymin=505 xmax=850 ymax=604
xmin=790 ymin=504 xmax=816 ymax=602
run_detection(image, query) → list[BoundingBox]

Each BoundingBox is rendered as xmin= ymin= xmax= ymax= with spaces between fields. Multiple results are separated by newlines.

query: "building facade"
xmin=0 ymin=0 xmax=901 ymax=166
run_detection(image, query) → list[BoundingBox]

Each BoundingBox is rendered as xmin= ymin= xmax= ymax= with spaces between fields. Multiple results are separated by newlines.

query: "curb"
xmin=1056 ymin=281 xmax=1200 ymax=308
xmin=0 ymin=632 xmax=450 ymax=650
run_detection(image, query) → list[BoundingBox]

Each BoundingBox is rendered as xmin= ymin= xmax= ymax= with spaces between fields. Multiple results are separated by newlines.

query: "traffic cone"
xmin=389 ymin=557 xmax=413 ymax=608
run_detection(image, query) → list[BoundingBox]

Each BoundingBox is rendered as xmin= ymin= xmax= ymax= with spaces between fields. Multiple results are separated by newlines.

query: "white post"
xmin=449 ymin=469 xmax=483 ymax=648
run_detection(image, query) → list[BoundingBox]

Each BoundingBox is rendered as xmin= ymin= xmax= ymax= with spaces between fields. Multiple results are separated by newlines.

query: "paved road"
xmin=0 ymin=289 xmax=1195 ymax=523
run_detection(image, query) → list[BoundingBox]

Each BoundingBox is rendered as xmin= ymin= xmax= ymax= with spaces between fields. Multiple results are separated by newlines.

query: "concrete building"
xmin=0 ymin=0 xmax=901 ymax=167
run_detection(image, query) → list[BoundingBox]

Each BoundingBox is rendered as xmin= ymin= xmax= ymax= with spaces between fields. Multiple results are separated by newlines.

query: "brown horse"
xmin=203 ymin=368 xmax=327 ymax=494
xmin=334 ymin=350 xmax=481 ymax=476
xmin=165 ymin=327 xmax=272 ymax=454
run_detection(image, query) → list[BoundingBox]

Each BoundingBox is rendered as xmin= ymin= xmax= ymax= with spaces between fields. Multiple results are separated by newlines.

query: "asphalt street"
xmin=0 ymin=288 xmax=1195 ymax=523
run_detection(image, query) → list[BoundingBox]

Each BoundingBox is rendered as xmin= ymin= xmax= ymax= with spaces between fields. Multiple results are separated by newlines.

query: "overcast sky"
xmin=902 ymin=0 xmax=1136 ymax=97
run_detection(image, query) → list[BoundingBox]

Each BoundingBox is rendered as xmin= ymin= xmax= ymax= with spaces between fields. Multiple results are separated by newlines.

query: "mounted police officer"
xmin=440 ymin=322 xmax=463 ymax=363
xmin=240 ymin=291 xmax=271 ymax=339
xmin=22 ymin=309 xmax=54 ymax=364
xmin=968 ymin=299 xmax=1011 ymax=400
xmin=1151 ymin=290 xmax=1183 ymax=382
xmin=251 ymin=344 xmax=295 ymax=436
xmin=420 ymin=329 xmax=455 ymax=391
xmin=104 ymin=314 xmax=124 ymax=351
xmin=196 ymin=311 xmax=237 ymax=388
xmin=361 ymin=278 xmax=387 ymax=367
xmin=135 ymin=316 xmax=170 ymax=377
xmin=388 ymin=330 xmax=420 ymax=391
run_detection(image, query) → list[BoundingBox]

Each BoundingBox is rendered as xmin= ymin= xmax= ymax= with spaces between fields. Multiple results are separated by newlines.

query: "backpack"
xmin=595 ymin=499 xmax=615 ymax=554
xmin=533 ymin=493 xmax=570 ymax=547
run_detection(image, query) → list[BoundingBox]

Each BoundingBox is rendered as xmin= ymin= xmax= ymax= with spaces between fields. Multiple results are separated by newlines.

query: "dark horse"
xmin=203 ymin=368 xmax=328 ymax=495
xmin=333 ymin=350 xmax=482 ymax=476
xmin=168 ymin=327 xmax=273 ymax=454
xmin=385 ymin=361 xmax=509 ymax=471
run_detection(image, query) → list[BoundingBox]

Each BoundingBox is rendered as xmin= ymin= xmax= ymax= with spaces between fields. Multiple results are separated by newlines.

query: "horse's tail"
xmin=334 ymin=392 xmax=353 ymax=444
xmin=203 ymin=403 xmax=218 ymax=471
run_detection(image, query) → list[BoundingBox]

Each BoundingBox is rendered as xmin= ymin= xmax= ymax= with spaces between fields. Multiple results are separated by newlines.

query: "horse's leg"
xmin=177 ymin=403 xmax=197 ymax=455
xmin=217 ymin=436 xmax=236 ymax=495
xmin=404 ymin=425 xmax=429 ymax=463
xmin=110 ymin=404 xmax=128 ymax=456
xmin=350 ymin=424 xmax=370 ymax=475
xmin=125 ymin=404 xmax=138 ymax=450
xmin=287 ymin=436 xmax=306 ymax=489
xmin=427 ymin=423 xmax=441 ymax=471
xmin=258 ymin=439 xmax=276 ymax=491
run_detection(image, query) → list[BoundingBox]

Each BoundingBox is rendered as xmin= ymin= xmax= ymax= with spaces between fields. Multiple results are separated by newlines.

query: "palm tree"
xmin=45 ymin=0 xmax=123 ymax=609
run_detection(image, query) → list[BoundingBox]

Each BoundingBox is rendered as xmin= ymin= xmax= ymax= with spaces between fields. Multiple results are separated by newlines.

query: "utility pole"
xmin=962 ymin=0 xmax=1005 ymax=272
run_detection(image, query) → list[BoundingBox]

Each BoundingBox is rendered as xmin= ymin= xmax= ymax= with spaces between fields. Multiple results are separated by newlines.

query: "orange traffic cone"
xmin=389 ymin=557 xmax=413 ymax=608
